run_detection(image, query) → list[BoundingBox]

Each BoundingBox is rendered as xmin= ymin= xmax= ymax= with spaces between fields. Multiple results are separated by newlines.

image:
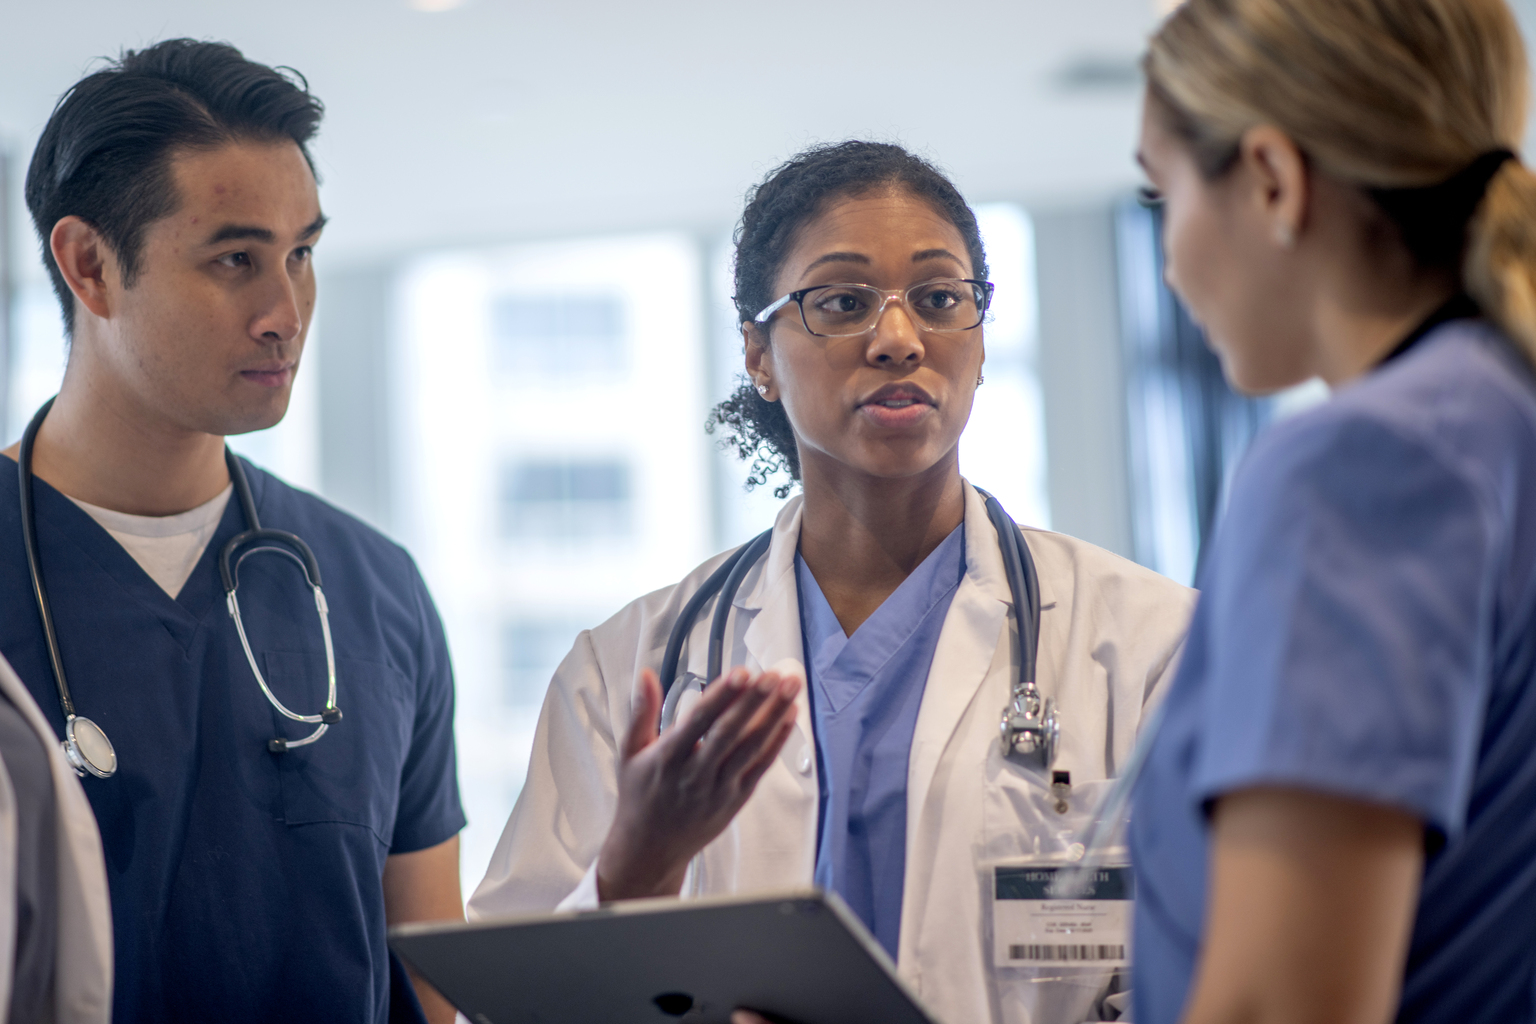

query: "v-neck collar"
xmin=797 ymin=524 xmax=966 ymax=711
xmin=4 ymin=454 xmax=256 ymax=652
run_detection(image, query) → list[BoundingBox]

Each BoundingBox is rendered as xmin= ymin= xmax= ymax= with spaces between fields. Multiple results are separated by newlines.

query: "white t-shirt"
xmin=68 ymin=486 xmax=234 ymax=599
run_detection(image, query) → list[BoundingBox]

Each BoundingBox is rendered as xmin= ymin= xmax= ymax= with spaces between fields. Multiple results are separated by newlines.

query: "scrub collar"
xmin=1377 ymin=293 xmax=1481 ymax=368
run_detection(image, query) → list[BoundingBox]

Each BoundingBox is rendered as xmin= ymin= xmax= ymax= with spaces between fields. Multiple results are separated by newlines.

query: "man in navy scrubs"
xmin=0 ymin=40 xmax=465 ymax=1023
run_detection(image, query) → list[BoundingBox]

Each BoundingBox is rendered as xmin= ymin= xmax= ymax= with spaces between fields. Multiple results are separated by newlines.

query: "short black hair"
xmin=708 ymin=140 xmax=989 ymax=497
xmin=25 ymin=38 xmax=324 ymax=335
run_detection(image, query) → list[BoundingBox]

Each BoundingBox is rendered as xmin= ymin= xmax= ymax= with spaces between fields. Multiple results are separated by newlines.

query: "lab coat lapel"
xmin=906 ymin=484 xmax=1012 ymax=830
xmin=737 ymin=499 xmax=812 ymax=748
xmin=679 ymin=498 xmax=812 ymax=748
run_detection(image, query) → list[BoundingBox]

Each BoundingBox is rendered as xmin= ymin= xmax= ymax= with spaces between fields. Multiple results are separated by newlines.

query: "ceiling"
xmin=0 ymin=0 xmax=1164 ymax=276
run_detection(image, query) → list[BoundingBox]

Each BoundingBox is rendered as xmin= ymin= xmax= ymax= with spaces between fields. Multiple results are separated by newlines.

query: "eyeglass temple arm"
xmin=752 ymin=293 xmax=796 ymax=324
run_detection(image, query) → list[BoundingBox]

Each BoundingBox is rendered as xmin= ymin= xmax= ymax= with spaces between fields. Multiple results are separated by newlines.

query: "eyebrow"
xmin=205 ymin=213 xmax=328 ymax=247
xmin=801 ymin=251 xmax=871 ymax=276
xmin=911 ymin=248 xmax=964 ymax=266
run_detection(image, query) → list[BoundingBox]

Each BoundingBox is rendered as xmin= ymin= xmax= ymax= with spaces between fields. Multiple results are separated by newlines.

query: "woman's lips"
xmin=859 ymin=397 xmax=934 ymax=428
xmin=240 ymin=367 xmax=294 ymax=388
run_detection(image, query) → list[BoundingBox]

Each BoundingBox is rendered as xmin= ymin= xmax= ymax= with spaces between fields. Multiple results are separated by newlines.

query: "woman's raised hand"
xmin=595 ymin=665 xmax=801 ymax=901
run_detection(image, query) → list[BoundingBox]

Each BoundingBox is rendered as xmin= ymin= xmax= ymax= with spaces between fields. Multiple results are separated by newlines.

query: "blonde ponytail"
xmin=1467 ymin=160 xmax=1536 ymax=364
xmin=1147 ymin=0 xmax=1536 ymax=366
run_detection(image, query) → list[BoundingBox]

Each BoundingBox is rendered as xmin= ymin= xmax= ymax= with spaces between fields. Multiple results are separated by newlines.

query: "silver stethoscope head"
xmin=1000 ymin=679 xmax=1059 ymax=770
xmin=63 ymin=714 xmax=117 ymax=778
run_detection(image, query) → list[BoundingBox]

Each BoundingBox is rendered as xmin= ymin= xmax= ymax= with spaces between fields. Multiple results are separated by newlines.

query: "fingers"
xmin=731 ymin=1012 xmax=772 ymax=1024
xmin=735 ymin=707 xmax=798 ymax=792
xmin=697 ymin=671 xmax=784 ymax=759
xmin=659 ymin=667 xmax=801 ymax=782
xmin=662 ymin=667 xmax=752 ymax=755
xmin=713 ymin=674 xmax=800 ymax=782
xmin=621 ymin=669 xmax=663 ymax=762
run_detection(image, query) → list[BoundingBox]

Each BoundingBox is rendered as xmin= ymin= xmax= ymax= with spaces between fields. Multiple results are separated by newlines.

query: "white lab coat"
xmin=471 ymin=482 xmax=1195 ymax=1024
xmin=0 ymin=653 xmax=112 ymax=1024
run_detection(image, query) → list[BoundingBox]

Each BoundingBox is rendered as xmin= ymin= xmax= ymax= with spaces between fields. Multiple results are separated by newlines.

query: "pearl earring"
xmin=1276 ymin=223 xmax=1296 ymax=249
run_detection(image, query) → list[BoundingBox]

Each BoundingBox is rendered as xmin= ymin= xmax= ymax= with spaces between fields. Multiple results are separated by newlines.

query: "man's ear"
xmin=49 ymin=216 xmax=115 ymax=322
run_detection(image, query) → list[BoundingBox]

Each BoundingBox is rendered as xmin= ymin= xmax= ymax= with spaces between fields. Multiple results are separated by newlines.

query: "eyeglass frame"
xmin=752 ymin=278 xmax=996 ymax=338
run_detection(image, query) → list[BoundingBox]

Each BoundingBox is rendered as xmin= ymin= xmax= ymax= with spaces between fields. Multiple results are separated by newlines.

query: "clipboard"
xmin=389 ymin=889 xmax=938 ymax=1024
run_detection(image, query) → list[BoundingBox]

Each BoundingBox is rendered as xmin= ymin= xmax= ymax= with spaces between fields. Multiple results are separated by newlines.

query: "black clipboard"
xmin=389 ymin=889 xmax=938 ymax=1024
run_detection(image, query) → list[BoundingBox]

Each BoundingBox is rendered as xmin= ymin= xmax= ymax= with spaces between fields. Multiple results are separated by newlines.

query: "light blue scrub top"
xmin=1130 ymin=318 xmax=1536 ymax=1023
xmin=796 ymin=524 xmax=965 ymax=958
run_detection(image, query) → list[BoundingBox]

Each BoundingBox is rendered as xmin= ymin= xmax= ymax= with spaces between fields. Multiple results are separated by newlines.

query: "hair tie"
xmin=1370 ymin=149 xmax=1518 ymax=267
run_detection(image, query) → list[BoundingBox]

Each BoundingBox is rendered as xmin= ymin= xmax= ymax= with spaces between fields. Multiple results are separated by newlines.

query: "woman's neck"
xmin=796 ymin=453 xmax=966 ymax=636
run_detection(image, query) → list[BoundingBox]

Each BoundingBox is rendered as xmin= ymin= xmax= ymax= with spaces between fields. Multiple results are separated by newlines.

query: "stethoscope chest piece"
xmin=63 ymin=714 xmax=117 ymax=778
xmin=1000 ymin=679 xmax=1059 ymax=772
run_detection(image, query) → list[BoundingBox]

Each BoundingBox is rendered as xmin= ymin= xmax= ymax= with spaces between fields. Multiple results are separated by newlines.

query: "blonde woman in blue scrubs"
xmin=472 ymin=141 xmax=1196 ymax=1024
xmin=1130 ymin=2 xmax=1536 ymax=1022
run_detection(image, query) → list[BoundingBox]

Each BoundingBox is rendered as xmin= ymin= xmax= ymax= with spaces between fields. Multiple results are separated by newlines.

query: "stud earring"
xmin=756 ymin=383 xmax=769 ymax=397
xmin=977 ymin=373 xmax=985 ymax=386
xmin=1276 ymin=223 xmax=1296 ymax=249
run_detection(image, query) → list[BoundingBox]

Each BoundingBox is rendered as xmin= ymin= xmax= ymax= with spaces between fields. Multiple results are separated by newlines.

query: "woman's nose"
xmin=865 ymin=300 xmax=925 ymax=365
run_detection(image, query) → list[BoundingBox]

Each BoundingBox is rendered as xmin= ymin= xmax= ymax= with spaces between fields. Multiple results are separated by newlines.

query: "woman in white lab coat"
xmin=470 ymin=140 xmax=1195 ymax=1024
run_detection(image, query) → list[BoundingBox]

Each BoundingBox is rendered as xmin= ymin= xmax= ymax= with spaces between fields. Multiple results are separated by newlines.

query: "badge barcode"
xmin=1008 ymin=943 xmax=1125 ymax=962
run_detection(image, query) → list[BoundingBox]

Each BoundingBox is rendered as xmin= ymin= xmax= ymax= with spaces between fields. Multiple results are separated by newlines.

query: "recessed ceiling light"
xmin=409 ymin=0 xmax=465 ymax=11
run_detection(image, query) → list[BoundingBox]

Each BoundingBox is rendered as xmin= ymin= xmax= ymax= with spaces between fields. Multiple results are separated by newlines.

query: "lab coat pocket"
xmin=263 ymin=651 xmax=414 ymax=845
xmin=981 ymin=757 xmax=1127 ymax=1022
xmin=980 ymin=854 xmax=1132 ymax=1024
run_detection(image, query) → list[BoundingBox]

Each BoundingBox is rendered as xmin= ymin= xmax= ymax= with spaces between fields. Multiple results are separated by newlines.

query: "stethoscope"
xmin=656 ymin=489 xmax=1060 ymax=772
xmin=19 ymin=397 xmax=343 ymax=778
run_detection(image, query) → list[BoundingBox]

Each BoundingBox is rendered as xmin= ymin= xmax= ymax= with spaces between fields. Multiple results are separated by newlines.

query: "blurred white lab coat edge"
xmin=0 ymin=652 xmax=112 ymax=1024
xmin=469 ymin=481 xmax=1195 ymax=1024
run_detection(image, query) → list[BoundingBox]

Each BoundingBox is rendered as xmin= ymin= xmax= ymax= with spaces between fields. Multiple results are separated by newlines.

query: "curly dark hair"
xmin=707 ymin=140 xmax=989 ymax=498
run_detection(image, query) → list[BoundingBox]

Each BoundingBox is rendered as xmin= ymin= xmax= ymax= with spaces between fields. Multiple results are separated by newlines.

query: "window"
xmin=491 ymin=295 xmax=624 ymax=378
xmin=394 ymin=232 xmax=711 ymax=894
xmin=500 ymin=458 xmax=632 ymax=539
xmin=501 ymin=620 xmax=588 ymax=708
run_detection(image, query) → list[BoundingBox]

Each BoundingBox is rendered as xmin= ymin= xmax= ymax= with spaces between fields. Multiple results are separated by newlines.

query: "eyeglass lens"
xmin=799 ymin=280 xmax=985 ymax=337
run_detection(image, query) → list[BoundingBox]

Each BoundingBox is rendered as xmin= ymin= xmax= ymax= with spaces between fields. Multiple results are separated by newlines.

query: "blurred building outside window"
xmin=392 ymin=232 xmax=713 ymax=892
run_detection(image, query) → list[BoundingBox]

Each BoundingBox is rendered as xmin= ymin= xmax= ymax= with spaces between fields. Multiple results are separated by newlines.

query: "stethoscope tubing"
xmin=658 ymin=491 xmax=1046 ymax=752
xmin=19 ymin=396 xmax=342 ymax=768
xmin=220 ymin=450 xmax=341 ymax=750
xmin=19 ymin=398 xmax=76 ymax=720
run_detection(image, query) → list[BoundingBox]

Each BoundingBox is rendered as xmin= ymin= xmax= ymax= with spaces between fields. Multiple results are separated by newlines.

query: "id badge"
xmin=991 ymin=862 xmax=1133 ymax=969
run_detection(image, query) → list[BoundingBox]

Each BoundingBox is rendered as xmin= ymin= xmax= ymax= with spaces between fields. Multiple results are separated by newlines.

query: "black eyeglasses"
xmin=753 ymin=278 xmax=994 ymax=338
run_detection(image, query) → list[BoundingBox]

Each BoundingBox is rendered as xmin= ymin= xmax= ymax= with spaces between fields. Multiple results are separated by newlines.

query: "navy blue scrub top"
xmin=1130 ymin=319 xmax=1536 ymax=1024
xmin=0 ymin=456 xmax=465 ymax=1024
